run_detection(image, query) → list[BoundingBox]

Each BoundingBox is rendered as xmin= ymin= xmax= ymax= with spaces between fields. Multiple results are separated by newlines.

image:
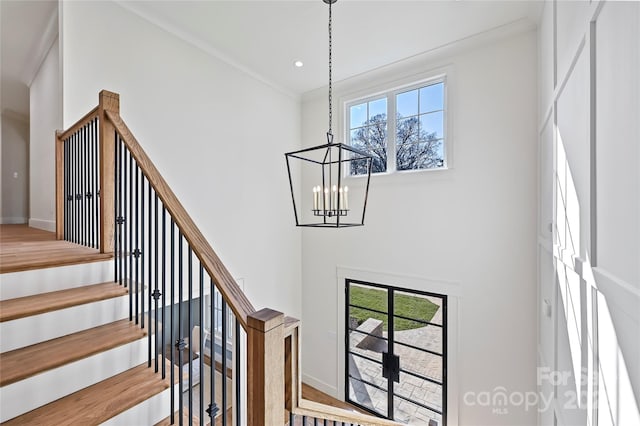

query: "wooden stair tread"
xmin=0 ymin=224 xmax=112 ymax=274
xmin=2 ymin=361 xmax=174 ymax=426
xmin=0 ymin=282 xmax=127 ymax=322
xmin=0 ymin=319 xmax=146 ymax=387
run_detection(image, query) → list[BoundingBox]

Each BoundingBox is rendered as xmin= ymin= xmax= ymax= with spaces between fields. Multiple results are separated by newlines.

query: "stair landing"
xmin=0 ymin=225 xmax=111 ymax=273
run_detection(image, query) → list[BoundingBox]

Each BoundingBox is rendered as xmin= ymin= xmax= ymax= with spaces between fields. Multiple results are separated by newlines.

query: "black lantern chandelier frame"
xmin=285 ymin=0 xmax=373 ymax=228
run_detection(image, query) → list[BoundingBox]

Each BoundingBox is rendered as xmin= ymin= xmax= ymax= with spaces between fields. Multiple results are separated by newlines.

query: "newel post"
xmin=98 ymin=90 xmax=119 ymax=253
xmin=55 ymin=130 xmax=64 ymax=239
xmin=247 ymin=308 xmax=285 ymax=425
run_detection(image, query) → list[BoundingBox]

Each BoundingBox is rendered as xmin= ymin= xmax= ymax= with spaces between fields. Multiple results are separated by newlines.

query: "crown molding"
xmin=24 ymin=6 xmax=59 ymax=87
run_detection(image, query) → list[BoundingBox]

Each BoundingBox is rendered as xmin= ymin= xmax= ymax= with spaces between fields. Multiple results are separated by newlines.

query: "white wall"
xmin=1 ymin=113 xmax=29 ymax=223
xmin=29 ymin=37 xmax=62 ymax=232
xmin=60 ymin=1 xmax=301 ymax=318
xmin=538 ymin=1 xmax=640 ymax=425
xmin=300 ymin=28 xmax=538 ymax=425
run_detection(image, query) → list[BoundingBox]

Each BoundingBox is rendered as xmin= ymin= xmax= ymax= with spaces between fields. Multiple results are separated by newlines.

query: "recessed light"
xmin=294 ymin=60 xmax=304 ymax=68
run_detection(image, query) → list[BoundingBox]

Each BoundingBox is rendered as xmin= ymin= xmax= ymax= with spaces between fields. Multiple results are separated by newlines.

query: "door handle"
xmin=382 ymin=352 xmax=400 ymax=383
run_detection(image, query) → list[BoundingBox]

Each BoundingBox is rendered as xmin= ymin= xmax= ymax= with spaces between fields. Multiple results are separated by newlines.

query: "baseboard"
xmin=28 ymin=218 xmax=56 ymax=232
xmin=0 ymin=217 xmax=27 ymax=224
xmin=302 ymin=373 xmax=339 ymax=399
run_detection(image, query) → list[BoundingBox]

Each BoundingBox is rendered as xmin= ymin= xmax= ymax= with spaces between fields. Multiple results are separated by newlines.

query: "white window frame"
xmin=342 ymin=71 xmax=451 ymax=177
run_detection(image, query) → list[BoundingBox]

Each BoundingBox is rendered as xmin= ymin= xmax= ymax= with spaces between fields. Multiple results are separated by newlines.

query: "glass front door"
xmin=345 ymin=279 xmax=447 ymax=425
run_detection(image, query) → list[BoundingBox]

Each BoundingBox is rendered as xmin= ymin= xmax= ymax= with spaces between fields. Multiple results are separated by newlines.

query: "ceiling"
xmin=120 ymin=0 xmax=543 ymax=95
xmin=1 ymin=0 xmax=542 ymax=117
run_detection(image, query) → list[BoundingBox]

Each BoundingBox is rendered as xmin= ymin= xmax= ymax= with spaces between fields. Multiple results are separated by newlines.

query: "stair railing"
xmin=56 ymin=90 xmax=400 ymax=426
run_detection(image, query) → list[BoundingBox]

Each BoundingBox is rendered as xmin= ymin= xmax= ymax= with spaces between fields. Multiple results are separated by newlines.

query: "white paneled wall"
xmin=537 ymin=1 xmax=640 ymax=425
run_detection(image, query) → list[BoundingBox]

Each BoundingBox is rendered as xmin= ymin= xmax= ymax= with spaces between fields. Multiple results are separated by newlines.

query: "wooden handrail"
xmin=57 ymin=106 xmax=99 ymax=142
xmin=104 ymin=109 xmax=255 ymax=329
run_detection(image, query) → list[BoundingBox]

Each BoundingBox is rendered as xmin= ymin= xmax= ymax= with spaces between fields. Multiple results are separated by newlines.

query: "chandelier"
xmin=285 ymin=0 xmax=373 ymax=228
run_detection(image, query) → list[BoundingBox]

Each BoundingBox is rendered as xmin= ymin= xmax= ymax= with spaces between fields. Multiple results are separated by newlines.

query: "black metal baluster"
xmin=129 ymin=152 xmax=134 ymax=317
xmin=83 ymin=123 xmax=88 ymax=246
xmin=71 ymin=132 xmax=76 ymax=243
xmin=123 ymin=143 xmax=129 ymax=289
xmin=222 ymin=298 xmax=228 ymax=426
xmin=76 ymin=130 xmax=81 ymax=244
xmin=64 ymin=138 xmax=68 ymax=240
xmin=170 ymin=218 xmax=176 ymax=424
xmin=91 ymin=122 xmax=95 ymax=248
xmin=69 ymin=133 xmax=73 ymax=243
xmin=178 ymin=231 xmax=184 ymax=426
xmin=117 ymin=136 xmax=123 ymax=285
xmin=121 ymin=141 xmax=126 ymax=287
xmin=114 ymin=135 xmax=119 ymax=283
xmin=73 ymin=131 xmax=78 ymax=244
xmin=140 ymin=168 xmax=145 ymax=329
xmin=235 ymin=319 xmax=241 ymax=426
xmin=154 ymin=192 xmax=159 ymax=372
xmin=289 ymin=411 xmax=294 ymax=426
xmin=90 ymin=122 xmax=95 ymax=248
xmin=135 ymin=165 xmax=140 ymax=325
xmin=78 ymin=125 xmax=87 ymax=246
xmin=79 ymin=126 xmax=84 ymax=246
xmin=188 ymin=247 xmax=193 ymax=426
xmin=147 ymin=181 xmax=152 ymax=364
xmin=95 ymin=119 xmax=100 ymax=249
xmin=207 ymin=280 xmax=218 ymax=422
xmin=199 ymin=264 xmax=204 ymax=424
xmin=162 ymin=207 xmax=167 ymax=380
xmin=77 ymin=129 xmax=82 ymax=245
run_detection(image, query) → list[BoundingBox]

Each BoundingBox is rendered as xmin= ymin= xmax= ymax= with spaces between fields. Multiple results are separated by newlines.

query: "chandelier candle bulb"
xmin=339 ymin=187 xmax=343 ymax=209
xmin=324 ymin=187 xmax=329 ymax=211
xmin=313 ymin=186 xmax=319 ymax=210
xmin=344 ymin=186 xmax=349 ymax=210
xmin=332 ymin=185 xmax=338 ymax=210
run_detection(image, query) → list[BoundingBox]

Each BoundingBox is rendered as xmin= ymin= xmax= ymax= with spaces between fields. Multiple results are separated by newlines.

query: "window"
xmin=347 ymin=79 xmax=447 ymax=175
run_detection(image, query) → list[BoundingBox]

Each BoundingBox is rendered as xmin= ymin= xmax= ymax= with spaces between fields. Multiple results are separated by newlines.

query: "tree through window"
xmin=348 ymin=80 xmax=446 ymax=175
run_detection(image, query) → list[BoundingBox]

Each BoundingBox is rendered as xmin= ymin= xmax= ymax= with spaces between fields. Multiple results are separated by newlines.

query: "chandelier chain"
xmin=328 ymin=0 xmax=333 ymax=136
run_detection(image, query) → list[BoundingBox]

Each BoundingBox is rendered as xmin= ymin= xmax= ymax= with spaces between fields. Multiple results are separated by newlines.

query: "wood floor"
xmin=0 ymin=224 xmax=111 ymax=273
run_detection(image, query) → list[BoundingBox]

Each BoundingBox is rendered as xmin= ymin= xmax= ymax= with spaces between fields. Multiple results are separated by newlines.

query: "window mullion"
xmin=387 ymin=93 xmax=397 ymax=173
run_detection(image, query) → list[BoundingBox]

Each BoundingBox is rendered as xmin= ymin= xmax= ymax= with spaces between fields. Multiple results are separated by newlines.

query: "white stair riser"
xmin=0 ymin=337 xmax=151 ymax=423
xmin=0 ymin=260 xmax=114 ymax=300
xmin=0 ymin=294 xmax=130 ymax=353
xmin=101 ymin=382 xmax=181 ymax=426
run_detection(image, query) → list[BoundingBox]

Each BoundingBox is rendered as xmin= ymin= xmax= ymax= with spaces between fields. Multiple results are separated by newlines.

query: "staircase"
xmin=0 ymin=253 xmax=176 ymax=425
xmin=0 ymin=91 xmax=402 ymax=426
